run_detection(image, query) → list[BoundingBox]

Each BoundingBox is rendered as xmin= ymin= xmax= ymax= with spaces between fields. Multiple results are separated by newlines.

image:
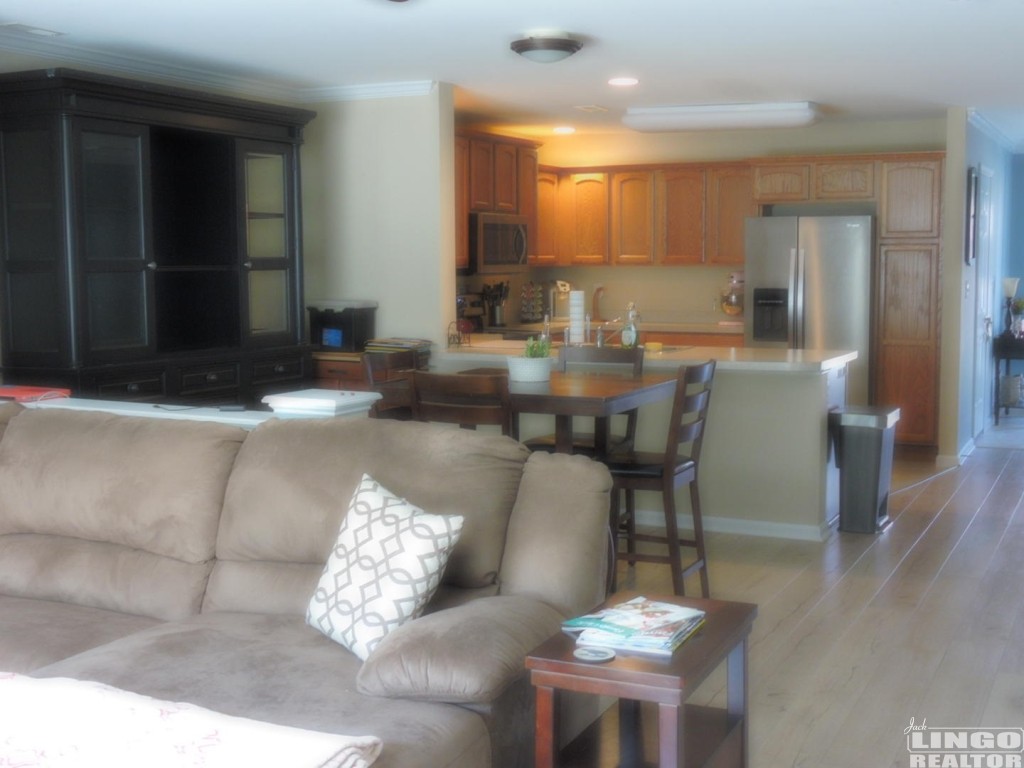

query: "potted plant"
xmin=507 ymin=336 xmax=553 ymax=382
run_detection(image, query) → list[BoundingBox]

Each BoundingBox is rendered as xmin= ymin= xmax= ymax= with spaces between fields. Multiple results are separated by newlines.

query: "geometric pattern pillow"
xmin=306 ymin=474 xmax=464 ymax=661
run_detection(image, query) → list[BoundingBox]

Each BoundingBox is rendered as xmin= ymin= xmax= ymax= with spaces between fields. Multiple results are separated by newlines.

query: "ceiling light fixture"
xmin=0 ymin=22 xmax=66 ymax=37
xmin=608 ymin=77 xmax=639 ymax=87
xmin=553 ymin=126 xmax=576 ymax=134
xmin=510 ymin=30 xmax=582 ymax=64
xmin=622 ymin=101 xmax=822 ymax=132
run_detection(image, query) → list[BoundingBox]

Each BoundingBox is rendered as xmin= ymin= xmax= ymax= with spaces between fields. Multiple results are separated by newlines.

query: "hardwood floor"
xmin=568 ymin=448 xmax=1024 ymax=767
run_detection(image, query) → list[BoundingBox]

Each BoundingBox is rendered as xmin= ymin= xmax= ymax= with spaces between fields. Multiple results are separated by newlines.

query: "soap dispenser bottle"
xmin=621 ymin=302 xmax=640 ymax=349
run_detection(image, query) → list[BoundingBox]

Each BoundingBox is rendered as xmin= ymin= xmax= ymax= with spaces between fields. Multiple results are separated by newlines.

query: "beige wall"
xmin=302 ymin=85 xmax=456 ymax=345
xmin=538 ymin=117 xmax=947 ymax=167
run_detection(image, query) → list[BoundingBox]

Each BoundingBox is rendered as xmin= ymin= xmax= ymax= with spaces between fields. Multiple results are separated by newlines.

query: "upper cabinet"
xmin=610 ymin=171 xmax=655 ymax=265
xmin=469 ymin=139 xmax=494 ymax=210
xmin=563 ymin=173 xmax=609 ymax=265
xmin=533 ymin=171 xmax=559 ymax=265
xmin=655 ymin=169 xmax=705 ymax=265
xmin=880 ymin=160 xmax=943 ymax=239
xmin=517 ymin=148 xmax=539 ymax=259
xmin=706 ymin=166 xmax=757 ymax=265
xmin=493 ymin=143 xmax=518 ymax=212
xmin=815 ymin=161 xmax=875 ymax=200
xmin=753 ymin=164 xmax=810 ymax=202
xmin=454 ymin=136 xmax=470 ymax=270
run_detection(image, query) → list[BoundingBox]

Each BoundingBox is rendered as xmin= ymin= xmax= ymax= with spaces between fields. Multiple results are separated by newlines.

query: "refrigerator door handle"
xmin=788 ymin=248 xmax=798 ymax=348
xmin=795 ymin=248 xmax=807 ymax=348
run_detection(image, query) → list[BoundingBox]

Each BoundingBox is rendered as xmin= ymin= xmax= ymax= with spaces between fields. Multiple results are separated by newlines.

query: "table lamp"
xmin=1002 ymin=277 xmax=1020 ymax=338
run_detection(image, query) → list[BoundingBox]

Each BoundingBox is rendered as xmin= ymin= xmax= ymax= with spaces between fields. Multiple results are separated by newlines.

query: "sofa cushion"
xmin=0 ymin=534 xmax=212 ymax=620
xmin=307 ymin=475 xmax=464 ymax=660
xmin=34 ymin=612 xmax=491 ymax=768
xmin=357 ymin=596 xmax=564 ymax=703
xmin=213 ymin=419 xmax=529 ymax=603
xmin=0 ymin=409 xmax=246 ymax=562
xmin=0 ymin=594 xmax=160 ymax=673
xmin=0 ymin=409 xmax=246 ymax=619
xmin=0 ymin=401 xmax=22 ymax=441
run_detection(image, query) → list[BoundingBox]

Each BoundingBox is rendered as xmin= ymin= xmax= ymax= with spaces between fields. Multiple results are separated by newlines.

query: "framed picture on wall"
xmin=965 ymin=165 xmax=979 ymax=266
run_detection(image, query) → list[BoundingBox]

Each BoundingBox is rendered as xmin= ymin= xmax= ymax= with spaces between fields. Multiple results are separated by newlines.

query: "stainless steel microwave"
xmin=467 ymin=213 xmax=529 ymax=275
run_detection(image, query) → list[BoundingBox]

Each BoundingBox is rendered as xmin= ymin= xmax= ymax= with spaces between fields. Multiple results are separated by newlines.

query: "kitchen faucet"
xmin=595 ymin=318 xmax=622 ymax=347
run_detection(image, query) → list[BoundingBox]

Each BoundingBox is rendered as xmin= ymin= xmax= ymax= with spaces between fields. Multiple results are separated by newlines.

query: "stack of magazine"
xmin=562 ymin=596 xmax=705 ymax=657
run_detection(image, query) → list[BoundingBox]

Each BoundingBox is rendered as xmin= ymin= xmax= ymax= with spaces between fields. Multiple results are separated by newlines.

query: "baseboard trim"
xmin=957 ymin=439 xmax=976 ymax=460
xmin=633 ymin=509 xmax=832 ymax=542
xmin=936 ymin=453 xmax=962 ymax=469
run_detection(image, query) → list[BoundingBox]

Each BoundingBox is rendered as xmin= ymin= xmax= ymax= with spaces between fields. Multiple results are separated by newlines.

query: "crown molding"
xmin=298 ymin=81 xmax=437 ymax=103
xmin=0 ymin=30 xmax=300 ymax=102
xmin=967 ymin=109 xmax=1019 ymax=153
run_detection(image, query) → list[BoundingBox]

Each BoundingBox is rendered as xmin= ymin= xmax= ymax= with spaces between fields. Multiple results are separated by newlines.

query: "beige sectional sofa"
xmin=0 ymin=401 xmax=612 ymax=768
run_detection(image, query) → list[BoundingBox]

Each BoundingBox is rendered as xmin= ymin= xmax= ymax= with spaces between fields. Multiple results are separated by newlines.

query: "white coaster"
xmin=573 ymin=646 xmax=616 ymax=663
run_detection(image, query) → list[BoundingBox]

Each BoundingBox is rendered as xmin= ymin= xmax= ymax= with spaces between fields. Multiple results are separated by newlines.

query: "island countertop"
xmin=436 ymin=341 xmax=856 ymax=373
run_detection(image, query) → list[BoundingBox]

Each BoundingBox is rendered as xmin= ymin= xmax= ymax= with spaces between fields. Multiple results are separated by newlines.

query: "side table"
xmin=994 ymin=336 xmax=1024 ymax=425
xmin=525 ymin=592 xmax=757 ymax=768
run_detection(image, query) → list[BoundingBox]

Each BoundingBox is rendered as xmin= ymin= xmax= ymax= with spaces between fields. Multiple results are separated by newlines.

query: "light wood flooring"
xmin=575 ymin=449 xmax=1024 ymax=767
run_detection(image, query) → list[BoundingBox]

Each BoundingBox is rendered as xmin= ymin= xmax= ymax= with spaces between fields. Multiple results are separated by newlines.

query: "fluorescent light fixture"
xmin=553 ymin=126 xmax=576 ymax=134
xmin=0 ymin=22 xmax=66 ymax=37
xmin=510 ymin=31 xmax=582 ymax=63
xmin=608 ymin=77 xmax=639 ymax=87
xmin=622 ymin=101 xmax=822 ymax=132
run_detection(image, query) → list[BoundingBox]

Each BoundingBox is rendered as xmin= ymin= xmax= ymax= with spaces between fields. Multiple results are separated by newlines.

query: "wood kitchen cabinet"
xmin=610 ymin=171 xmax=655 ymax=265
xmin=880 ymin=160 xmax=943 ymax=239
xmin=533 ymin=171 xmax=560 ymax=265
xmin=706 ymin=166 xmax=757 ymax=265
xmin=518 ymin=148 xmax=539 ymax=259
xmin=753 ymin=163 xmax=810 ymax=202
xmin=469 ymin=139 xmax=495 ymax=210
xmin=875 ymin=242 xmax=940 ymax=444
xmin=494 ymin=143 xmax=518 ymax=212
xmin=815 ymin=161 xmax=875 ymax=200
xmin=454 ymin=136 xmax=470 ymax=270
xmin=562 ymin=173 xmax=609 ymax=265
xmin=655 ymin=168 xmax=705 ymax=265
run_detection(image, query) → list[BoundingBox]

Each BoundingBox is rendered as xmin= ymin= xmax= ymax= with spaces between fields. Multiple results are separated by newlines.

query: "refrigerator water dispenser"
xmin=752 ymin=288 xmax=788 ymax=342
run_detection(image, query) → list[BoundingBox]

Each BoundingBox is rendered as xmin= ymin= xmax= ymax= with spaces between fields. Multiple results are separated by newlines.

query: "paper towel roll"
xmin=568 ymin=291 xmax=585 ymax=344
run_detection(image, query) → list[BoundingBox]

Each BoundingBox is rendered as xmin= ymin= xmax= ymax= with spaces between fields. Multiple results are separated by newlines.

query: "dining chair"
xmin=605 ymin=360 xmax=716 ymax=597
xmin=363 ymin=350 xmax=417 ymax=420
xmin=523 ymin=344 xmax=645 ymax=456
xmin=410 ymin=371 xmax=515 ymax=437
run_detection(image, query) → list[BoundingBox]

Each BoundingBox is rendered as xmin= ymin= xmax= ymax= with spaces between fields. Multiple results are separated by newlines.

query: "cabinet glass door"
xmin=239 ymin=140 xmax=297 ymax=347
xmin=75 ymin=120 xmax=155 ymax=360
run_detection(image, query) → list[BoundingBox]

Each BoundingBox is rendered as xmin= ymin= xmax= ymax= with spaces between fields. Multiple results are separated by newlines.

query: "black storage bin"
xmin=307 ymin=301 xmax=378 ymax=352
xmin=828 ymin=406 xmax=901 ymax=534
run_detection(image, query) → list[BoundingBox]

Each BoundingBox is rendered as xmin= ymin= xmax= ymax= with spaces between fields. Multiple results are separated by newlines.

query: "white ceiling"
xmin=1 ymin=0 xmax=1024 ymax=139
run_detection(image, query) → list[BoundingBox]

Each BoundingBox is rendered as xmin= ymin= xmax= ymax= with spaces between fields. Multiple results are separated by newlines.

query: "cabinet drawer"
xmin=95 ymin=371 xmax=167 ymax=401
xmin=251 ymin=355 xmax=304 ymax=383
xmin=180 ymin=363 xmax=240 ymax=394
xmin=315 ymin=359 xmax=365 ymax=381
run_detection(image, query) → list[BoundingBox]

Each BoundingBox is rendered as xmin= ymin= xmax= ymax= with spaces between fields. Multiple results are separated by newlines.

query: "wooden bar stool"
xmin=604 ymin=360 xmax=716 ymax=597
xmin=523 ymin=344 xmax=644 ymax=456
xmin=410 ymin=371 xmax=515 ymax=437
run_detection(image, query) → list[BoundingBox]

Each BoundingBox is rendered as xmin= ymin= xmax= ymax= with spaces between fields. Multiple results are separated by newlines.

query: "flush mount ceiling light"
xmin=622 ymin=101 xmax=822 ymax=133
xmin=510 ymin=30 xmax=582 ymax=64
xmin=0 ymin=22 xmax=66 ymax=37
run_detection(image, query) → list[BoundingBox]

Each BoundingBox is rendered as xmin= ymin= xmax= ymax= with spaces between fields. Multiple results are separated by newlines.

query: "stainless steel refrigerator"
xmin=743 ymin=216 xmax=873 ymax=405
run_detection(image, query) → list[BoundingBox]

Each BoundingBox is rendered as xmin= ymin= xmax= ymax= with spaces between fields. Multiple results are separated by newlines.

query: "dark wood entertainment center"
xmin=0 ymin=68 xmax=316 ymax=405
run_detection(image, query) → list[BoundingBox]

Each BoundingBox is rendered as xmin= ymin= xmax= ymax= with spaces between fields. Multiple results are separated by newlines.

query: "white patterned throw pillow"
xmin=306 ymin=474 xmax=464 ymax=661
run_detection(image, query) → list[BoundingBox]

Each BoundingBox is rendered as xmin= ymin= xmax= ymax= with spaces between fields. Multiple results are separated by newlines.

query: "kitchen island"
xmin=434 ymin=341 xmax=855 ymax=541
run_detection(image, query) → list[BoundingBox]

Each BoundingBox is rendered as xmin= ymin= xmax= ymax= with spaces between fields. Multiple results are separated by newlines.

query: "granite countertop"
xmin=438 ymin=341 xmax=857 ymax=373
xmin=506 ymin=319 xmax=743 ymax=335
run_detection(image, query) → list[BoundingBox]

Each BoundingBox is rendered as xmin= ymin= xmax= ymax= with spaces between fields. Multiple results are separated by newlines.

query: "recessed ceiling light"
xmin=573 ymin=105 xmax=609 ymax=113
xmin=608 ymin=77 xmax=639 ymax=87
xmin=553 ymin=126 xmax=576 ymax=134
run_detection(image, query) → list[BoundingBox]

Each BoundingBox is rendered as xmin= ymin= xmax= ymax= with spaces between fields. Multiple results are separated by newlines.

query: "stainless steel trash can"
xmin=828 ymin=406 xmax=901 ymax=534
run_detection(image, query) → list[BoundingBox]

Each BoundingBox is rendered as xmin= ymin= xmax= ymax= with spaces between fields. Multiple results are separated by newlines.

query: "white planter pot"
xmin=507 ymin=355 xmax=553 ymax=383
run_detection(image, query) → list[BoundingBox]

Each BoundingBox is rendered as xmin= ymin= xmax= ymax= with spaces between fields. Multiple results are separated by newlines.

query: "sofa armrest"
xmin=356 ymin=595 xmax=564 ymax=704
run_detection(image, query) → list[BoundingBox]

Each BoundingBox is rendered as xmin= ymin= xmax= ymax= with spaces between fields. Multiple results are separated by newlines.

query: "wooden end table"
xmin=525 ymin=592 xmax=757 ymax=768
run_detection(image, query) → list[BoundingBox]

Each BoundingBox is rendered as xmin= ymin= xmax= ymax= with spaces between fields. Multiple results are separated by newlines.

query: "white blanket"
xmin=0 ymin=672 xmax=382 ymax=768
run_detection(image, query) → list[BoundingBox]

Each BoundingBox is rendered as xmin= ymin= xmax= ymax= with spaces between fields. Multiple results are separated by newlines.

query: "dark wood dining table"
xmin=459 ymin=368 xmax=678 ymax=454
